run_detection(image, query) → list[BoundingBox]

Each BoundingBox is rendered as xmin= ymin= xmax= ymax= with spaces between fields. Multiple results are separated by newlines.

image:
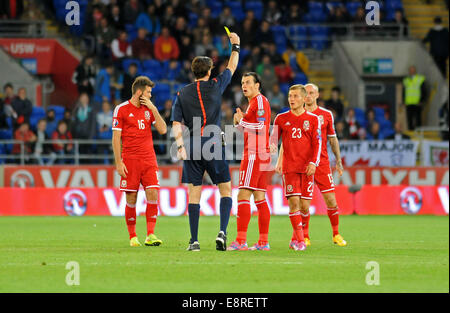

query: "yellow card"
xmin=224 ymin=26 xmax=231 ymax=36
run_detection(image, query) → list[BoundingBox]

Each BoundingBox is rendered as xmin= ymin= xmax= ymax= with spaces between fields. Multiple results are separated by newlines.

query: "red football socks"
xmin=255 ymin=199 xmax=270 ymax=245
xmin=236 ymin=200 xmax=251 ymax=244
xmin=125 ymin=203 xmax=137 ymax=239
xmin=289 ymin=211 xmax=304 ymax=243
xmin=327 ymin=206 xmax=340 ymax=236
xmin=301 ymin=211 xmax=311 ymax=239
xmin=146 ymin=200 xmax=158 ymax=236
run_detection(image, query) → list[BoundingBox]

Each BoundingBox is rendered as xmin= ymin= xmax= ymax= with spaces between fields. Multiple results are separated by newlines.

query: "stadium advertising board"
xmin=2 ymin=165 xmax=448 ymax=187
xmin=0 ymin=185 xmax=447 ymax=216
xmin=421 ymin=140 xmax=449 ymax=166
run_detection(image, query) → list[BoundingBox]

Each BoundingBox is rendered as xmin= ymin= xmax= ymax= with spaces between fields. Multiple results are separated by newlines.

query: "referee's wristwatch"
xmin=232 ymin=44 xmax=240 ymax=53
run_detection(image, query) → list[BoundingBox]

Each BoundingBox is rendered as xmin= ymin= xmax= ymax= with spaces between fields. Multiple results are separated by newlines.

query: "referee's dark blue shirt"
xmin=170 ymin=69 xmax=232 ymax=135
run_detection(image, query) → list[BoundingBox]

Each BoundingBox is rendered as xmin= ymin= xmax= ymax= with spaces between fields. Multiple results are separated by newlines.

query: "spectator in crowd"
xmin=45 ymin=109 xmax=58 ymax=138
xmin=72 ymin=93 xmax=97 ymax=161
xmin=135 ymin=4 xmax=161 ymax=36
xmin=215 ymin=34 xmax=231 ymax=58
xmin=119 ymin=62 xmax=138 ymax=101
xmin=335 ymin=120 xmax=349 ymax=140
xmin=179 ymin=35 xmax=195 ymax=61
xmin=154 ymin=26 xmax=180 ymax=62
xmin=365 ymin=108 xmax=376 ymax=131
xmin=357 ymin=127 xmax=367 ymax=140
xmin=161 ymin=5 xmax=177 ymax=29
xmin=62 ymin=109 xmax=73 ymax=134
xmin=0 ymin=98 xmax=10 ymax=133
xmin=328 ymin=5 xmax=350 ymax=36
xmin=123 ymin=0 xmax=143 ymax=25
xmin=164 ymin=60 xmax=182 ymax=82
xmin=95 ymin=17 xmax=117 ymax=60
xmin=219 ymin=6 xmax=236 ymax=29
xmin=386 ymin=122 xmax=411 ymax=140
xmin=11 ymin=87 xmax=32 ymax=127
xmin=33 ymin=118 xmax=51 ymax=165
xmin=264 ymin=0 xmax=283 ymax=25
xmin=192 ymin=17 xmax=210 ymax=43
xmin=20 ymin=1 xmax=44 ymax=21
xmin=0 ymin=0 xmax=24 ymax=19
xmin=257 ymin=55 xmax=278 ymax=93
xmin=325 ymin=86 xmax=344 ymax=121
xmin=239 ymin=18 xmax=256 ymax=49
xmin=266 ymin=42 xmax=284 ymax=67
xmin=153 ymin=0 xmax=166 ymax=17
xmin=172 ymin=16 xmax=190 ymax=45
xmin=171 ymin=0 xmax=188 ymax=20
xmin=108 ymin=4 xmax=124 ymax=31
xmin=72 ymin=54 xmax=97 ymax=97
xmin=422 ymin=17 xmax=449 ymax=78
xmin=51 ymin=120 xmax=73 ymax=165
xmin=367 ymin=121 xmax=384 ymax=140
xmin=282 ymin=45 xmax=309 ymax=75
xmin=439 ymin=100 xmax=449 ymax=140
xmin=2 ymin=83 xmax=17 ymax=120
xmin=195 ymin=33 xmax=215 ymax=56
xmin=255 ymin=20 xmax=275 ymax=51
xmin=389 ymin=9 xmax=409 ymax=37
xmin=266 ymin=83 xmax=286 ymax=113
xmin=12 ymin=122 xmax=36 ymax=158
xmin=93 ymin=62 xmax=116 ymax=105
xmin=403 ymin=65 xmax=426 ymax=130
xmin=274 ymin=61 xmax=294 ymax=84
xmin=200 ymin=7 xmax=215 ymax=31
xmin=111 ymin=30 xmax=132 ymax=61
xmin=96 ymin=100 xmax=113 ymax=142
xmin=176 ymin=60 xmax=195 ymax=83
xmin=353 ymin=6 xmax=368 ymax=37
xmin=344 ymin=108 xmax=361 ymax=140
xmin=283 ymin=3 xmax=303 ymax=25
xmin=84 ymin=5 xmax=104 ymax=36
xmin=131 ymin=28 xmax=153 ymax=60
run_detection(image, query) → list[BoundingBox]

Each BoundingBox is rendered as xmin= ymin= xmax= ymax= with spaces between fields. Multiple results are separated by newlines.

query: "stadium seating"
xmin=353 ymin=107 xmax=366 ymax=127
xmin=151 ymin=83 xmax=172 ymax=109
xmin=270 ymin=25 xmax=288 ymax=54
xmin=47 ymin=105 xmax=65 ymax=121
xmin=29 ymin=106 xmax=46 ymax=130
xmin=287 ymin=25 xmax=308 ymax=50
xmin=293 ymin=72 xmax=308 ymax=85
xmin=122 ymin=58 xmax=143 ymax=73
xmin=308 ymin=26 xmax=330 ymax=50
xmin=225 ymin=0 xmax=246 ymax=22
xmin=245 ymin=1 xmax=264 ymax=20
xmin=209 ymin=0 xmax=223 ymax=19
xmin=346 ymin=1 xmax=362 ymax=17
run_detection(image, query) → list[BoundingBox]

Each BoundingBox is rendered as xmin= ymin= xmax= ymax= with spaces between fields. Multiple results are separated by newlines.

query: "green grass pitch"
xmin=0 ymin=215 xmax=448 ymax=293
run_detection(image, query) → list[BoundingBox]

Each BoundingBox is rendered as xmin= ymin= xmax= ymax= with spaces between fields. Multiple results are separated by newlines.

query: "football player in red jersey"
xmin=271 ymin=84 xmax=322 ymax=251
xmin=303 ymin=83 xmax=347 ymax=247
xmin=227 ymin=72 xmax=272 ymax=251
xmin=112 ymin=76 xmax=167 ymax=247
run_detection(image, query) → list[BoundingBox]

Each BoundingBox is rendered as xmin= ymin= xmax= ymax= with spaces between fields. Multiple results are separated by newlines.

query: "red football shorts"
xmin=314 ymin=164 xmax=335 ymax=193
xmin=282 ymin=172 xmax=315 ymax=200
xmin=238 ymin=154 xmax=271 ymax=191
xmin=119 ymin=158 xmax=159 ymax=192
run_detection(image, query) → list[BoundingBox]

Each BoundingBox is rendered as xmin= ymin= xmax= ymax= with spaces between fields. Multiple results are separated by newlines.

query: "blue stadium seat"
xmin=293 ymin=72 xmax=308 ymax=85
xmin=353 ymin=107 xmax=366 ymax=126
xmin=226 ymin=1 xmax=245 ymax=22
xmin=152 ymin=83 xmax=171 ymax=109
xmin=188 ymin=12 xmax=198 ymax=28
xmin=346 ymin=1 xmax=362 ymax=17
xmin=373 ymin=107 xmax=385 ymax=121
xmin=308 ymin=26 xmax=330 ymax=50
xmin=122 ymin=58 xmax=142 ymax=73
xmin=210 ymin=0 xmax=223 ymax=18
xmin=279 ymin=83 xmax=290 ymax=96
xmin=288 ymin=26 xmax=308 ymax=50
xmin=245 ymin=1 xmax=264 ymax=20
xmin=271 ymin=25 xmax=288 ymax=54
xmin=30 ymin=106 xmax=46 ymax=130
xmin=325 ymin=1 xmax=343 ymax=12
xmin=142 ymin=60 xmax=163 ymax=80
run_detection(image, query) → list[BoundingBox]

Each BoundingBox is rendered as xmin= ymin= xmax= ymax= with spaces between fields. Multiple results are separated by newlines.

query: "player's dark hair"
xmin=132 ymin=76 xmax=155 ymax=95
xmin=191 ymin=56 xmax=213 ymax=79
xmin=243 ymin=72 xmax=262 ymax=91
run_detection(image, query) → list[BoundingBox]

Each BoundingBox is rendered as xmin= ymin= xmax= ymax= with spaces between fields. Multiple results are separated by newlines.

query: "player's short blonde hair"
xmin=132 ymin=76 xmax=155 ymax=95
xmin=288 ymin=84 xmax=307 ymax=96
xmin=305 ymin=83 xmax=319 ymax=92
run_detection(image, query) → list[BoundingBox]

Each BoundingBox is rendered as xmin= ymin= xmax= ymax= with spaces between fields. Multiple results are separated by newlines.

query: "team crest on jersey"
xmin=287 ymin=185 xmax=293 ymax=193
xmin=144 ymin=111 xmax=151 ymax=121
xmin=113 ymin=119 xmax=119 ymax=127
xmin=121 ymin=180 xmax=127 ymax=188
xmin=303 ymin=120 xmax=310 ymax=131
xmin=257 ymin=109 xmax=265 ymax=117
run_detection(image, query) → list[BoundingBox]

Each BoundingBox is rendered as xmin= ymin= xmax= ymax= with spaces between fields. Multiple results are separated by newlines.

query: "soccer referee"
xmin=171 ymin=32 xmax=240 ymax=251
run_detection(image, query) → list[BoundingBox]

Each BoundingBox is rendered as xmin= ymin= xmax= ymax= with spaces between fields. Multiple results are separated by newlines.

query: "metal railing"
xmin=0 ymin=138 xmax=173 ymax=165
xmin=0 ymin=20 xmax=46 ymax=38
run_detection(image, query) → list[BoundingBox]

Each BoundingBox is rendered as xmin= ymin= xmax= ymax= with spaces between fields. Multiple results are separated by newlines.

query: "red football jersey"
xmin=112 ymin=100 xmax=157 ymax=164
xmin=271 ymin=110 xmax=322 ymax=174
xmin=311 ymin=106 xmax=336 ymax=168
xmin=236 ymin=93 xmax=271 ymax=160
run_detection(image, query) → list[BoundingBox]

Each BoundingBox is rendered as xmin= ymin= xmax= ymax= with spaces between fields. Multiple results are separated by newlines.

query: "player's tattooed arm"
xmin=329 ymin=136 xmax=344 ymax=177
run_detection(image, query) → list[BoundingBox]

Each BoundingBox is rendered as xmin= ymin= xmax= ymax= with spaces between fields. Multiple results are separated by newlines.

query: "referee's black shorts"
xmin=181 ymin=138 xmax=231 ymax=186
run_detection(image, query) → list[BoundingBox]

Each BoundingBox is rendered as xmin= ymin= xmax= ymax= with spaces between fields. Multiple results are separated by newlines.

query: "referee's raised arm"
xmin=226 ymin=32 xmax=240 ymax=75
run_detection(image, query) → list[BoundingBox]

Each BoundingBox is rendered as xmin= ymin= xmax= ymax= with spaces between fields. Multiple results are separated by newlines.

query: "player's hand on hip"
xmin=229 ymin=32 xmax=240 ymax=45
xmin=306 ymin=163 xmax=316 ymax=177
xmin=117 ymin=161 xmax=128 ymax=178
xmin=177 ymin=146 xmax=187 ymax=160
